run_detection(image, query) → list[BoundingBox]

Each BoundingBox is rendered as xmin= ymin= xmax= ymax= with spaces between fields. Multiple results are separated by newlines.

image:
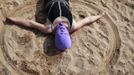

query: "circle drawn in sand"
xmin=1 ymin=1 xmax=121 ymax=75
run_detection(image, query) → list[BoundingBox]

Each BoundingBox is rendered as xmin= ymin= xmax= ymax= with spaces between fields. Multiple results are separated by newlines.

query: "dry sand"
xmin=0 ymin=0 xmax=134 ymax=75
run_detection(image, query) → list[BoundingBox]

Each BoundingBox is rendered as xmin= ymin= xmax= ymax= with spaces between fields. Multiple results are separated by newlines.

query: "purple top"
xmin=55 ymin=23 xmax=71 ymax=51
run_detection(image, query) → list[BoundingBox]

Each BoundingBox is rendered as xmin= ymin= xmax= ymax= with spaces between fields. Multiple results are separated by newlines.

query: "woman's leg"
xmin=70 ymin=13 xmax=105 ymax=32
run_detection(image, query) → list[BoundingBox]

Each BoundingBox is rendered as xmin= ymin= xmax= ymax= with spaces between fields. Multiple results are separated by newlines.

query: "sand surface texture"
xmin=0 ymin=0 xmax=134 ymax=75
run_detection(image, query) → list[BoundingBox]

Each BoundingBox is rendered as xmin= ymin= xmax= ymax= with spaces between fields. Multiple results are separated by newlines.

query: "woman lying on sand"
xmin=4 ymin=0 xmax=105 ymax=51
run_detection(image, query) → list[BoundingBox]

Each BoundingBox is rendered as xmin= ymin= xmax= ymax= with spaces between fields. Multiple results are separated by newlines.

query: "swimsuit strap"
xmin=46 ymin=0 xmax=70 ymax=16
xmin=46 ymin=0 xmax=72 ymax=32
xmin=45 ymin=0 xmax=69 ymax=9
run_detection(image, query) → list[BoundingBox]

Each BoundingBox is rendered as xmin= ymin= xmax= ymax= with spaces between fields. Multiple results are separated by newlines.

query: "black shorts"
xmin=44 ymin=0 xmax=73 ymax=26
xmin=44 ymin=0 xmax=69 ymax=6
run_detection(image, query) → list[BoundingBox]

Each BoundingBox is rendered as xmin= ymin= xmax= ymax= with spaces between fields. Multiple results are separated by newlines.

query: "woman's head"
xmin=55 ymin=22 xmax=71 ymax=51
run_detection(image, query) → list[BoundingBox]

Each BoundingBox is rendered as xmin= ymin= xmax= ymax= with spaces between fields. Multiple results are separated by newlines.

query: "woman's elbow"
xmin=27 ymin=20 xmax=34 ymax=27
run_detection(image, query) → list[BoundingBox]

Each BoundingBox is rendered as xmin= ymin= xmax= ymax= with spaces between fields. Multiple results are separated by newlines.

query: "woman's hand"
xmin=3 ymin=17 xmax=14 ymax=25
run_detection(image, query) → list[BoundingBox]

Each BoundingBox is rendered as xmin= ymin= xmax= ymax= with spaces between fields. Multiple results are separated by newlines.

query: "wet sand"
xmin=0 ymin=0 xmax=134 ymax=75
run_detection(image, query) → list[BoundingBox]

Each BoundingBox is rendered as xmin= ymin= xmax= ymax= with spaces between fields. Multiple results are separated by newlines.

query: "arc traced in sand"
xmin=0 ymin=0 xmax=121 ymax=75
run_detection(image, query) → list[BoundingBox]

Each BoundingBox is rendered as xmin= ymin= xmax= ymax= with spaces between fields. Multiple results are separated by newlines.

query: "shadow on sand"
xmin=43 ymin=35 xmax=63 ymax=56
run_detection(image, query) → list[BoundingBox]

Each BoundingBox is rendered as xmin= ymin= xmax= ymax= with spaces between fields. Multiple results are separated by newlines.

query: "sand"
xmin=0 ymin=0 xmax=134 ymax=75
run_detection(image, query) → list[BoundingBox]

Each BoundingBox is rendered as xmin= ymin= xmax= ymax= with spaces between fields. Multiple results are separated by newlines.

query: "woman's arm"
xmin=5 ymin=17 xmax=52 ymax=34
xmin=70 ymin=13 xmax=105 ymax=33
